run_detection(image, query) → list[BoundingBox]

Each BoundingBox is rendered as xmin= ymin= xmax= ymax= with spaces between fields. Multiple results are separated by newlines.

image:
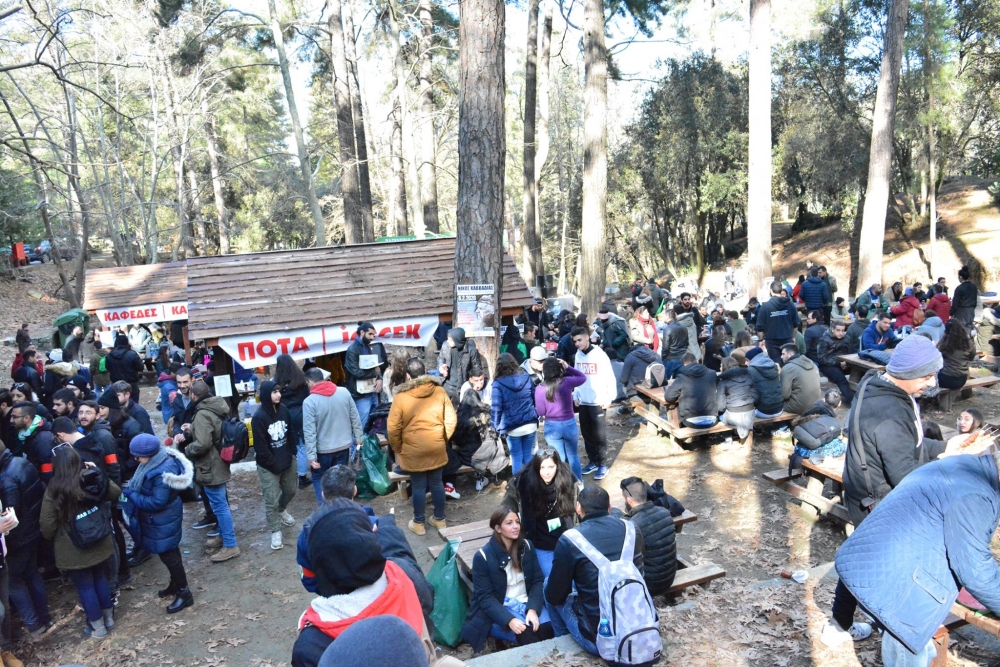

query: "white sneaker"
xmin=280 ymin=510 xmax=295 ymax=527
xmin=475 ymin=476 xmax=488 ymax=492
xmin=444 ymin=483 xmax=461 ymax=499
xmin=270 ymin=531 xmax=283 ymax=550
xmin=820 ymin=620 xmax=872 ymax=647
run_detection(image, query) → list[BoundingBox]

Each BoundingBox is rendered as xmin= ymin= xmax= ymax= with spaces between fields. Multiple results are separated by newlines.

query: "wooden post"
xmin=930 ymin=625 xmax=949 ymax=667
xmin=211 ymin=344 xmax=239 ymax=417
xmin=182 ymin=325 xmax=192 ymax=366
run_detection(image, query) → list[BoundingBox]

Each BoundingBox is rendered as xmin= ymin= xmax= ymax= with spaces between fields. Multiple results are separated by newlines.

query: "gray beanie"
xmin=886 ymin=334 xmax=942 ymax=380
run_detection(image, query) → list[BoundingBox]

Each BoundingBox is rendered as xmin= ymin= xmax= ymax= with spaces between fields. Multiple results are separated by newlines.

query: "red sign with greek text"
xmin=96 ymin=301 xmax=188 ymax=326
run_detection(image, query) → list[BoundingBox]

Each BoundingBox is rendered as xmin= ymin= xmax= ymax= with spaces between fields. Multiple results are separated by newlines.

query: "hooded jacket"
xmin=387 ymin=376 xmax=456 ymax=473
xmin=915 ymin=315 xmax=945 ymax=343
xmin=72 ymin=431 xmax=121 ymax=486
xmin=675 ymin=311 xmax=701 ymax=360
xmin=89 ymin=348 xmax=110 ymax=387
xmin=490 ymin=372 xmax=538 ymax=434
xmin=0 ymin=449 xmax=45 ymax=547
xmin=860 ymin=319 xmax=899 ymax=352
xmin=716 ymin=367 xmax=757 ymax=414
xmin=780 ymin=355 xmax=821 ymax=414
xmin=662 ymin=320 xmax=689 ymax=361
xmin=925 ymin=292 xmax=951 ymax=323
xmin=106 ymin=336 xmax=143 ymax=384
xmin=800 ymin=276 xmax=831 ymax=310
xmin=747 ymin=354 xmax=784 ymax=415
xmin=890 ymin=295 xmax=922 ymax=329
xmin=573 ymin=344 xmax=616 ymax=406
xmin=620 ymin=344 xmax=661 ymax=393
xmin=280 ymin=383 xmax=310 ymax=442
xmin=663 ymin=363 xmax=718 ymax=420
xmin=39 ymin=467 xmax=120 ymax=571
xmin=185 ymin=395 xmax=232 ymax=486
xmin=756 ymin=295 xmax=800 ymax=342
xmin=107 ymin=408 xmax=142 ymax=480
xmin=626 ymin=501 xmax=677 ymax=597
xmin=303 ymin=381 xmax=363 ymax=460
xmin=20 ymin=419 xmax=55 ymax=481
xmin=122 ymin=447 xmax=194 ymax=554
xmin=599 ymin=314 xmax=632 ymax=361
xmin=252 ymin=380 xmax=297 ymax=475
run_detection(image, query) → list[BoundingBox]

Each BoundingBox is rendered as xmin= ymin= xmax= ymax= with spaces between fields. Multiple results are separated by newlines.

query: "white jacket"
xmin=573 ymin=345 xmax=616 ymax=406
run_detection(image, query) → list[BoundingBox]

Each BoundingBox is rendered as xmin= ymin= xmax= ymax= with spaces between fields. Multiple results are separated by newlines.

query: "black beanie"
xmin=309 ymin=499 xmax=386 ymax=597
xmin=98 ymin=388 xmax=120 ymax=410
xmin=448 ymin=327 xmax=467 ymax=348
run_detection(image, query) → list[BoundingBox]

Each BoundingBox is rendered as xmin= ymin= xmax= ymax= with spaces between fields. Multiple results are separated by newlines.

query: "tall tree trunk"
xmin=580 ymin=0 xmax=608 ymax=315
xmin=268 ymin=0 xmax=326 ymax=246
xmin=161 ymin=65 xmax=192 ymax=260
xmin=202 ymin=94 xmax=230 ymax=255
xmin=327 ymin=0 xmax=366 ymax=244
xmin=747 ymin=0 xmax=772 ymax=300
xmin=187 ymin=157 xmax=206 ymax=255
xmin=924 ymin=0 xmax=937 ymax=279
xmin=534 ymin=2 xmax=552 ymax=276
xmin=857 ymin=0 xmax=909 ymax=291
xmin=418 ymin=0 xmax=441 ymax=232
xmin=456 ymin=0 xmax=506 ymax=368
xmin=521 ymin=0 xmax=541 ymax=282
xmin=343 ymin=8 xmax=375 ymax=242
xmin=403 ymin=100 xmax=424 ymax=235
xmin=388 ymin=0 xmax=409 ymax=236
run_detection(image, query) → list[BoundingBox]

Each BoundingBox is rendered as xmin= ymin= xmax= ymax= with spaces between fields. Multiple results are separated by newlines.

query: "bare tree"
xmin=417 ymin=0 xmax=440 ymax=233
xmin=746 ymin=0 xmax=772 ymax=299
xmin=387 ymin=0 xmax=409 ymax=236
xmin=579 ymin=0 xmax=608 ymax=315
xmin=521 ymin=0 xmax=541 ymax=281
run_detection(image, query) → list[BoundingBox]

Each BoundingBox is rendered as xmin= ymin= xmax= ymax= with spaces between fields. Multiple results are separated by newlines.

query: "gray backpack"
xmin=564 ymin=521 xmax=662 ymax=665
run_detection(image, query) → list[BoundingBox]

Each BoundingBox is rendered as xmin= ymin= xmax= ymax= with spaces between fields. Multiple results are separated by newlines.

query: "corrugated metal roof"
xmin=83 ymin=261 xmax=188 ymax=312
xmin=186 ymin=239 xmax=534 ymax=340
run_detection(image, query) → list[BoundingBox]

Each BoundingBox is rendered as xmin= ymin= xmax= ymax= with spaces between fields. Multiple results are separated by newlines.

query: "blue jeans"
xmin=662 ymin=358 xmax=683 ymax=381
xmin=490 ymin=598 xmax=552 ymax=643
xmin=296 ymin=435 xmax=308 ymax=477
xmin=545 ymin=594 xmax=598 ymax=655
xmin=409 ymin=466 xmax=445 ymax=523
xmin=354 ymin=394 xmax=378 ymax=433
xmin=535 ymin=548 xmax=554 ymax=579
xmin=66 ymin=563 xmax=113 ymax=623
xmin=311 ymin=450 xmax=350 ymax=504
xmin=543 ymin=418 xmax=583 ymax=481
xmin=202 ymin=483 xmax=237 ymax=548
xmin=507 ymin=432 xmax=537 ymax=475
xmin=7 ymin=539 xmax=50 ymax=629
xmin=882 ymin=632 xmax=936 ymax=667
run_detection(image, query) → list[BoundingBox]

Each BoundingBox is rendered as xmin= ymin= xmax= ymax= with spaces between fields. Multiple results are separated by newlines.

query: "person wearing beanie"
xmin=317 ymin=616 xmax=433 ymax=667
xmin=122 ymin=434 xmax=195 ymax=614
xmin=437 ymin=327 xmax=482 ymax=403
xmin=822 ymin=332 xmax=963 ymax=649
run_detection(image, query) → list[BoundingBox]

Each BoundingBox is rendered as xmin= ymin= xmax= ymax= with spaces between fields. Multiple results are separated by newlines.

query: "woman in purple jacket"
xmin=534 ymin=358 xmax=586 ymax=481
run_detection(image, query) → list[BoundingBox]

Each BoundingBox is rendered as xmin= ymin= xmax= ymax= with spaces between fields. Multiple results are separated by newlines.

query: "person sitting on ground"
xmin=957 ymin=408 xmax=984 ymax=435
xmin=780 ymin=342 xmax=822 ymax=414
xmin=544 ymin=486 xmax=644 ymax=656
xmin=252 ymin=380 xmax=298 ymax=551
xmin=388 ymin=358 xmax=457 ymax=536
xmin=462 ymin=506 xmax=554 ymax=653
xmin=507 ymin=448 xmax=577 ymax=578
xmin=937 ymin=319 xmax=977 ymax=392
xmin=803 ymin=310 xmax=827 ymax=364
xmin=860 ymin=311 xmax=899 ymax=352
xmin=924 ymin=283 xmax=951 ymax=323
xmin=490 ymin=354 xmax=539 ymax=475
xmin=846 ymin=305 xmax=869 ymax=351
xmin=662 ymin=353 xmax=718 ymax=427
xmin=619 ymin=477 xmax=676 ymax=597
xmin=815 ymin=321 xmax=857 ymax=405
xmin=519 ymin=346 xmax=548 ymax=387
xmin=291 ymin=500 xmax=426 ymax=667
xmin=535 ymin=358 xmax=585 ymax=481
xmin=112 ymin=380 xmax=154 ymax=435
xmin=715 ymin=358 xmax=757 ymax=442
xmin=890 ymin=287 xmax=922 ymax=329
xmin=746 ymin=348 xmax=784 ymax=418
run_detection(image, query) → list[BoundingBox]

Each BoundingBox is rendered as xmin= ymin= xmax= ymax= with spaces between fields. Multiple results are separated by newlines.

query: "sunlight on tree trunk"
xmin=328 ymin=0 xmax=365 ymax=244
xmin=388 ymin=0 xmax=409 ymax=237
xmin=521 ymin=0 xmax=541 ymax=282
xmin=343 ymin=8 xmax=375 ymax=242
xmin=747 ymin=0 xmax=772 ymax=300
xmin=534 ymin=2 xmax=552 ymax=278
xmin=418 ymin=0 xmax=441 ymax=233
xmin=580 ymin=0 xmax=608 ymax=316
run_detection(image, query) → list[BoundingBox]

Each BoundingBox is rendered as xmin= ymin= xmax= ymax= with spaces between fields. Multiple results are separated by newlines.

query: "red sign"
xmin=96 ymin=301 xmax=188 ymax=326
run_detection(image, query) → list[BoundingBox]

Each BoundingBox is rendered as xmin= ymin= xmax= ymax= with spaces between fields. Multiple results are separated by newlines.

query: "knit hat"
xmin=48 ymin=348 xmax=63 ymax=362
xmin=317 ymin=616 xmax=428 ymax=667
xmin=529 ymin=346 xmax=548 ymax=362
xmin=130 ymin=433 xmax=161 ymax=458
xmin=97 ymin=387 xmax=120 ymax=410
xmin=745 ymin=347 xmax=764 ymax=361
xmin=905 ymin=286 xmax=914 ymax=297
xmin=448 ymin=327 xmax=467 ymax=347
xmin=311 ymin=500 xmax=386 ymax=597
xmin=68 ymin=375 xmax=89 ymax=393
xmin=886 ymin=334 xmax=942 ymax=380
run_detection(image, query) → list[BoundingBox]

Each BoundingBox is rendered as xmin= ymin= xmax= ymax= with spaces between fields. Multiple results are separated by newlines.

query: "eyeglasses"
xmin=52 ymin=442 xmax=70 ymax=454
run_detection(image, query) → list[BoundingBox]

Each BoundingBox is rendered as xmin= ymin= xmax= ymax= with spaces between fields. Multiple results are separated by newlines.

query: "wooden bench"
xmin=388 ymin=465 xmax=476 ymax=500
xmin=763 ymin=457 xmax=854 ymax=532
xmin=838 ymin=353 xmax=884 ymax=386
xmin=937 ymin=373 xmax=1000 ymax=410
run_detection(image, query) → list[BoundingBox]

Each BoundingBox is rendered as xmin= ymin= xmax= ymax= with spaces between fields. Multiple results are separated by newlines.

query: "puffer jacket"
xmin=804 ymin=323 xmax=827 ymax=362
xmin=663 ymin=363 xmax=717 ymax=420
xmin=184 ymin=395 xmax=232 ymax=486
xmin=836 ymin=455 xmax=1000 ymax=654
xmin=890 ymin=295 xmax=922 ymax=329
xmin=780 ymin=355 xmax=821 ymax=415
xmin=925 ymin=292 xmax=951 ymax=324
xmin=83 ymin=420 xmax=123 ymax=485
xmin=20 ymin=420 xmax=55 ymax=481
xmin=105 ymin=337 xmax=143 ymax=384
xmin=490 ymin=372 xmax=538 ymax=434
xmin=662 ymin=321 xmax=689 ymax=361
xmin=675 ymin=311 xmax=701 ymax=361
xmin=800 ymin=276 xmax=831 ymax=310
xmin=123 ymin=447 xmax=194 ymax=554
xmin=0 ymin=450 xmax=45 ymax=546
xmin=747 ymin=354 xmax=784 ymax=415
xmin=915 ymin=315 xmax=945 ymax=343
xmin=620 ymin=344 xmax=661 ymax=393
xmin=716 ymin=367 xmax=757 ymax=413
xmin=157 ymin=373 xmax=178 ymax=425
xmin=626 ymin=501 xmax=677 ymax=597
xmin=387 ymin=376 xmax=457 ymax=473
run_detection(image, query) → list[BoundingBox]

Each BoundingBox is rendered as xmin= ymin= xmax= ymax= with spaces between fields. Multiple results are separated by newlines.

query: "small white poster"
xmin=457 ymin=284 xmax=496 ymax=337
xmin=213 ymin=374 xmax=233 ymax=398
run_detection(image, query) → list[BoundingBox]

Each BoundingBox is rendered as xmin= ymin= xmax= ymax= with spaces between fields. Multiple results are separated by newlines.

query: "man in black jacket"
xmin=50 ymin=388 xmax=79 ymax=421
xmin=756 ymin=281 xmax=801 ymax=362
xmin=77 ymin=401 xmax=121 ymax=482
xmin=10 ymin=402 xmax=54 ymax=481
xmin=0 ymin=440 xmax=50 ymax=637
xmin=105 ymin=334 xmax=144 ymax=401
xmin=620 ymin=478 xmax=676 ymax=597
xmin=662 ymin=354 xmax=717 ymax=425
xmin=343 ymin=323 xmax=385 ymax=432
xmin=816 ymin=322 xmax=856 ymax=404
xmin=12 ymin=349 xmax=43 ymax=400
xmin=97 ymin=388 xmax=141 ymax=481
xmin=660 ymin=309 xmax=688 ymax=380
xmin=112 ymin=381 xmax=154 ymax=435
xmin=545 ymin=486 xmax=644 ymax=656
xmin=619 ymin=343 xmax=660 ymax=401
xmin=437 ymin=328 xmax=482 ymax=403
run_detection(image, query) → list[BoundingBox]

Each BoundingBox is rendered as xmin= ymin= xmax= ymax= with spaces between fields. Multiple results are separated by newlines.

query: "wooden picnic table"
xmin=763 ymin=456 xmax=853 ymax=531
xmin=838 ymin=353 xmax=885 ymax=385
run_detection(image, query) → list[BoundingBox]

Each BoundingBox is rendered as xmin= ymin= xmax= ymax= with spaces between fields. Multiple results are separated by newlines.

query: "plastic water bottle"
xmin=598 ymin=619 xmax=613 ymax=637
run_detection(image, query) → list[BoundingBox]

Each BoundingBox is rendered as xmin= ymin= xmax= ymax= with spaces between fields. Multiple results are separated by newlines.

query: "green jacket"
xmin=39 ymin=477 xmax=120 ymax=571
xmin=89 ymin=349 xmax=110 ymax=387
xmin=185 ymin=395 xmax=231 ymax=486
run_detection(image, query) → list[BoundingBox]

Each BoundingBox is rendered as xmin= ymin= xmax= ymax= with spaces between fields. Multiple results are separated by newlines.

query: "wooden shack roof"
xmin=185 ymin=239 xmax=534 ymax=341
xmin=83 ymin=261 xmax=188 ymax=312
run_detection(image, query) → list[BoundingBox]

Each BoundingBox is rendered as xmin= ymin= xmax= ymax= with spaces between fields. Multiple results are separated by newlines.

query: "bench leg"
xmin=960 ymin=387 xmax=974 ymax=400
xmin=939 ymin=392 xmax=955 ymax=411
xmin=930 ymin=626 xmax=949 ymax=667
xmin=397 ymin=480 xmax=410 ymax=500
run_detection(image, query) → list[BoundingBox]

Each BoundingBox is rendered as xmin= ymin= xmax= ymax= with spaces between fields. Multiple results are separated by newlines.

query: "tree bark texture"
xmin=857 ymin=0 xmax=909 ymax=291
xmin=580 ymin=0 xmax=608 ymax=316
xmin=388 ymin=0 xmax=409 ymax=236
xmin=268 ymin=0 xmax=326 ymax=246
xmin=747 ymin=0 xmax=772 ymax=301
xmin=161 ymin=65 xmax=193 ymax=260
xmin=343 ymin=7 xmax=376 ymax=242
xmin=534 ymin=1 xmax=552 ymax=275
xmin=202 ymin=94 xmax=230 ymax=255
xmin=418 ymin=0 xmax=441 ymax=233
xmin=521 ymin=0 xmax=541 ymax=282
xmin=187 ymin=156 xmax=206 ymax=254
xmin=456 ymin=0 xmax=506 ymax=368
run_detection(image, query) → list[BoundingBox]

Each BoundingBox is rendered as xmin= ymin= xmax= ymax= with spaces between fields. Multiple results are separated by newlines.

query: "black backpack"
xmin=218 ymin=417 xmax=250 ymax=464
xmin=793 ymin=415 xmax=843 ymax=450
xmin=68 ymin=469 xmax=113 ymax=549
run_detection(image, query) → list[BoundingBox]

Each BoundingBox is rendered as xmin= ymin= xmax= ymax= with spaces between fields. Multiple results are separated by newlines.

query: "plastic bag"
xmin=355 ymin=434 xmax=391 ymax=498
xmin=426 ymin=539 xmax=468 ymax=647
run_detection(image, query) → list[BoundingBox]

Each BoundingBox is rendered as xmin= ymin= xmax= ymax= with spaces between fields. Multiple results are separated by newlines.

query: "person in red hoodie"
xmin=889 ymin=287 xmax=922 ymax=329
xmin=924 ymin=283 xmax=951 ymax=324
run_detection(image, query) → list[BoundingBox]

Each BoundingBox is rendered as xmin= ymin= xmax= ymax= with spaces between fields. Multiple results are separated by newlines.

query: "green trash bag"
xmin=427 ymin=539 xmax=468 ymax=647
xmin=355 ymin=434 xmax=391 ymax=499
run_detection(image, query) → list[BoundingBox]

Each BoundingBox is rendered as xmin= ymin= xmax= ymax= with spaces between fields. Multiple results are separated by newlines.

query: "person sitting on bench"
xmin=662 ymin=353 xmax=718 ymax=427
xmin=816 ymin=321 xmax=857 ymax=405
xmin=860 ymin=311 xmax=898 ymax=352
xmin=746 ymin=348 xmax=784 ymax=418
xmin=780 ymin=342 xmax=822 ymax=413
xmin=937 ymin=319 xmax=976 ymax=391
xmin=802 ymin=389 xmax=842 ymax=419
xmin=716 ymin=357 xmax=757 ymax=441
xmin=619 ymin=478 xmax=676 ymax=597
xmin=618 ymin=340 xmax=662 ymax=412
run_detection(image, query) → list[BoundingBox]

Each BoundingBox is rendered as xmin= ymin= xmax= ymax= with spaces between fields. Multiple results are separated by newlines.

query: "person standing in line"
xmin=104 ymin=334 xmax=143 ymax=402
xmin=89 ymin=339 xmax=110 ymax=395
xmin=274 ymin=354 xmax=311 ymax=491
xmin=756 ymin=281 xmax=801 ymax=363
xmin=343 ymin=323 xmax=386 ymax=433
xmin=535 ymin=358 xmax=586 ymax=481
xmin=251 ymin=380 xmax=298 ymax=550
xmin=571 ymin=327 xmax=615 ymax=481
xmin=490 ymin=354 xmax=539 ymax=475
xmin=800 ymin=268 xmax=831 ymax=326
xmin=302 ymin=368 xmax=363 ymax=505
xmin=951 ymin=265 xmax=978 ymax=329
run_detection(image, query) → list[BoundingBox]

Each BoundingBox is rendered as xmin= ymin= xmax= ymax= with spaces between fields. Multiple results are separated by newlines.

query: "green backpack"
xmin=98 ymin=355 xmax=107 ymax=374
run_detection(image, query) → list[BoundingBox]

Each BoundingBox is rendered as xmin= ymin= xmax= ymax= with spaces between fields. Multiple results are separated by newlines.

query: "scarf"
xmin=128 ymin=447 xmax=170 ymax=491
xmin=17 ymin=415 xmax=42 ymax=442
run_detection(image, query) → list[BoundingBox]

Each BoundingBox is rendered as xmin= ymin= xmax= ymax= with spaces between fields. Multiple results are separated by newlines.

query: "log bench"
xmin=937 ymin=373 xmax=1000 ymax=411
xmin=763 ymin=456 xmax=854 ymax=532
xmin=388 ymin=465 xmax=476 ymax=500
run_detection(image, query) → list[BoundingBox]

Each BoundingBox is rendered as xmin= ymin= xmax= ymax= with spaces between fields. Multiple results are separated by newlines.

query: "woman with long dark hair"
xmin=39 ymin=446 xmax=120 ymax=637
xmin=383 ymin=348 xmax=411 ymax=402
xmin=937 ymin=319 xmax=976 ymax=390
xmin=461 ymin=506 xmax=553 ymax=652
xmin=534 ymin=358 xmax=585 ymax=480
xmin=515 ymin=448 xmax=576 ymax=577
xmin=957 ymin=408 xmax=984 ymax=435
xmin=703 ymin=325 xmax=729 ymax=372
xmin=500 ymin=325 xmax=527 ymax=364
xmin=274 ymin=354 xmax=310 ymax=488
xmin=9 ymin=383 xmax=51 ymax=420
xmin=490 ymin=354 xmax=538 ymax=474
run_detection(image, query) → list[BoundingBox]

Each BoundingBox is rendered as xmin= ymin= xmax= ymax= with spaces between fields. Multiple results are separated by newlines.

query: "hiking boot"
xmin=820 ymin=620 xmax=872 ymax=647
xmin=594 ymin=465 xmax=610 ymax=480
xmin=280 ymin=510 xmax=295 ymax=527
xmin=192 ymin=517 xmax=217 ymax=530
xmin=83 ymin=619 xmax=107 ymax=638
xmin=102 ymin=608 xmax=115 ymax=631
xmin=210 ymin=546 xmax=241 ymax=563
xmin=581 ymin=462 xmax=599 ymax=475
xmin=444 ymin=483 xmax=461 ymax=499
xmin=271 ymin=531 xmax=283 ymax=550
xmin=298 ymin=475 xmax=310 ymax=490
xmin=428 ymin=516 xmax=447 ymax=530
xmin=127 ymin=548 xmax=152 ymax=567
xmin=205 ymin=536 xmax=223 ymax=549
xmin=167 ymin=588 xmax=194 ymax=614
xmin=158 ymin=584 xmax=179 ymax=599
xmin=407 ymin=520 xmax=426 ymax=536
